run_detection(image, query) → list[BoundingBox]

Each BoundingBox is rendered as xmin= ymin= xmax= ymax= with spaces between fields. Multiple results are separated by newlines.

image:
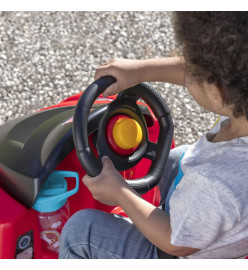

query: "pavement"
xmin=0 ymin=11 xmax=218 ymax=145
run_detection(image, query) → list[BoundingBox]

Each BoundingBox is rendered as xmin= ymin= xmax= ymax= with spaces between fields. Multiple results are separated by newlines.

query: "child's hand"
xmin=82 ymin=156 xmax=130 ymax=206
xmin=94 ymin=58 xmax=145 ymax=97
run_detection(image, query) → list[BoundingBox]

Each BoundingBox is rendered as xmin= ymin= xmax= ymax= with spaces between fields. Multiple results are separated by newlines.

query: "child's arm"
xmin=82 ymin=156 xmax=199 ymax=257
xmin=94 ymin=57 xmax=186 ymax=97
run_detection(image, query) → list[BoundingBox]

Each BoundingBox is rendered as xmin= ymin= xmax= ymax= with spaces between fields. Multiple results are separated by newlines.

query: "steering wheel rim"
xmin=73 ymin=76 xmax=174 ymax=194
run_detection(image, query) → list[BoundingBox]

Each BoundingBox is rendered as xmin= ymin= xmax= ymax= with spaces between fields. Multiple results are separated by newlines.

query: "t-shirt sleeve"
xmin=169 ymin=172 xmax=239 ymax=249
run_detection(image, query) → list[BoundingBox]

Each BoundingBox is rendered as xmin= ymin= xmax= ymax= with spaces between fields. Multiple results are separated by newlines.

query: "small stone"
xmin=6 ymin=111 xmax=12 ymax=117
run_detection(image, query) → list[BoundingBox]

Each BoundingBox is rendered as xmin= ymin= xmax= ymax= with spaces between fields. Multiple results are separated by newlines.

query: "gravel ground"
xmin=0 ymin=11 xmax=218 ymax=146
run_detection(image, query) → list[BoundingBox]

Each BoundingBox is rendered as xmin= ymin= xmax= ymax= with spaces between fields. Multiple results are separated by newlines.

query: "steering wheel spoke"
xmin=117 ymin=90 xmax=140 ymax=102
xmin=144 ymin=141 xmax=158 ymax=160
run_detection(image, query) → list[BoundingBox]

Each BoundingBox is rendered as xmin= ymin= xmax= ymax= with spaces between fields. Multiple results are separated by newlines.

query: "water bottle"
xmin=32 ymin=170 xmax=79 ymax=254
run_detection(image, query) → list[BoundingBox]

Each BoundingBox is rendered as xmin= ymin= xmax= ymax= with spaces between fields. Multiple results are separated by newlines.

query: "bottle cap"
xmin=32 ymin=171 xmax=79 ymax=212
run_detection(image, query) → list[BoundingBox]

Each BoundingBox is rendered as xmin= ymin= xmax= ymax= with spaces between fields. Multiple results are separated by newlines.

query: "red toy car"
xmin=0 ymin=76 xmax=246 ymax=259
xmin=0 ymin=76 xmax=175 ymax=259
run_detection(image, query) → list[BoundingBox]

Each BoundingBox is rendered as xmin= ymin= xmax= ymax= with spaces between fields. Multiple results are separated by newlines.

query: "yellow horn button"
xmin=112 ymin=118 xmax=142 ymax=150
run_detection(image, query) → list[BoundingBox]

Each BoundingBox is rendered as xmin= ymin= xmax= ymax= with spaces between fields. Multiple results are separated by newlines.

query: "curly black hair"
xmin=173 ymin=11 xmax=248 ymax=119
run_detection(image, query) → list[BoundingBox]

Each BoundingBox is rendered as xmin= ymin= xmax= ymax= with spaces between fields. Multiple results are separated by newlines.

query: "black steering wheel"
xmin=73 ymin=76 xmax=174 ymax=194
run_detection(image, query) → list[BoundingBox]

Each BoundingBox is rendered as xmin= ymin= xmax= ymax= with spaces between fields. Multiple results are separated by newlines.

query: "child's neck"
xmin=211 ymin=116 xmax=248 ymax=143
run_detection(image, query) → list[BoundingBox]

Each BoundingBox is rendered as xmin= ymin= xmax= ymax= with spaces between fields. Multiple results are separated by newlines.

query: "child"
xmin=59 ymin=12 xmax=248 ymax=259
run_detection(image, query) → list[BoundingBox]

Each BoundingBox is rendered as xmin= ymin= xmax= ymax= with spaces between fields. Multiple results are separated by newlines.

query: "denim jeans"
xmin=59 ymin=145 xmax=189 ymax=259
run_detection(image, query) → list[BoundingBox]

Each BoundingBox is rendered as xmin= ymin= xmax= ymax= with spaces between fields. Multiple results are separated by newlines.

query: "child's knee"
xmin=62 ymin=209 xmax=100 ymax=235
xmin=60 ymin=209 xmax=103 ymax=258
xmin=60 ymin=209 xmax=100 ymax=249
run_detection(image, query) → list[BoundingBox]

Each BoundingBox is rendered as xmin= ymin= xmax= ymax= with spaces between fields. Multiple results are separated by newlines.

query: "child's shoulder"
xmin=181 ymin=116 xmax=248 ymax=191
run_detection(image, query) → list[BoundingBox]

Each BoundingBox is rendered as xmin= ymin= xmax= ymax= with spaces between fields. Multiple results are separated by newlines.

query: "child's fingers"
xmin=82 ymin=174 xmax=93 ymax=189
xmin=101 ymin=155 xmax=115 ymax=170
xmin=101 ymin=156 xmax=119 ymax=174
xmin=102 ymin=82 xmax=118 ymax=97
xmin=94 ymin=66 xmax=119 ymax=97
xmin=82 ymin=175 xmax=101 ymax=201
xmin=94 ymin=64 xmax=113 ymax=81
